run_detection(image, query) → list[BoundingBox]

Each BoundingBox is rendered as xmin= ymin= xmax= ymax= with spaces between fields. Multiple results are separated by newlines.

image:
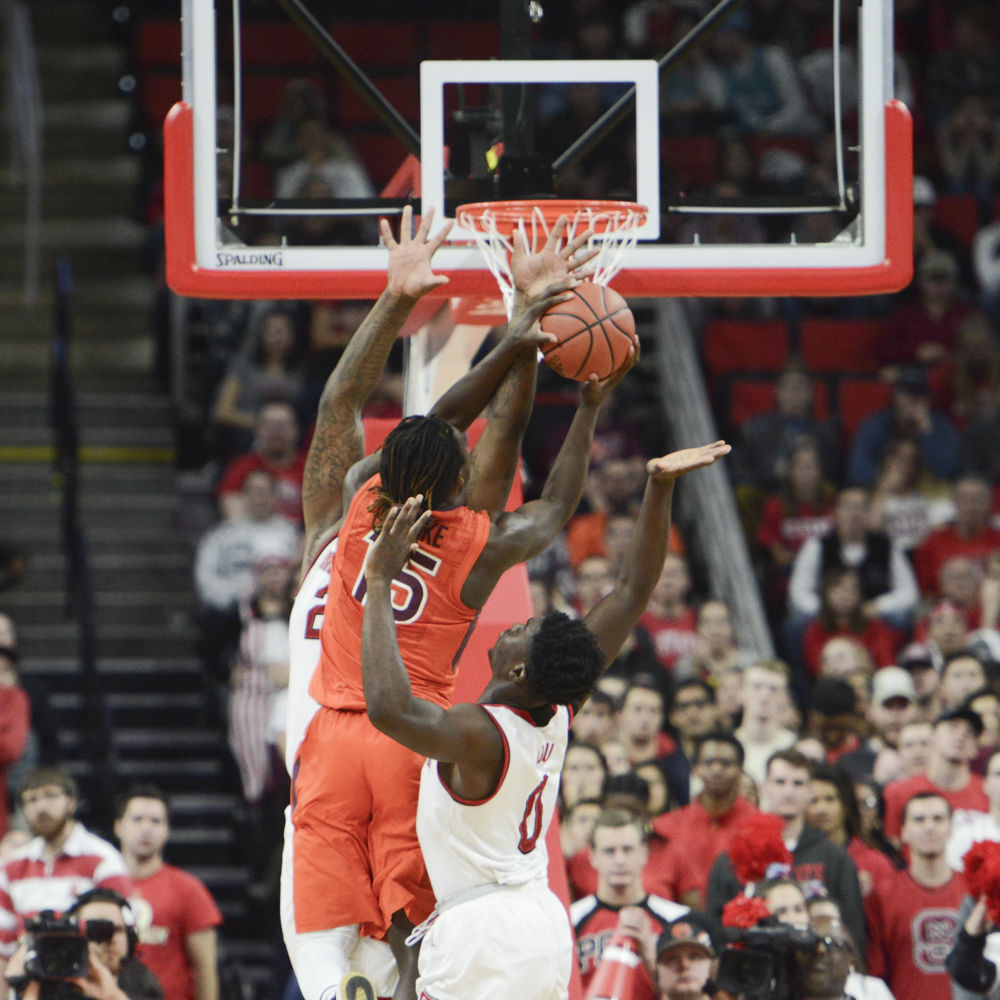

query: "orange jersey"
xmin=311 ymin=474 xmax=491 ymax=711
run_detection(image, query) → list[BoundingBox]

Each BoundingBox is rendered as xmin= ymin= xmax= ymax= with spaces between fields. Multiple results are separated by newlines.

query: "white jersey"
xmin=285 ymin=534 xmax=336 ymax=776
xmin=416 ymin=703 xmax=569 ymax=902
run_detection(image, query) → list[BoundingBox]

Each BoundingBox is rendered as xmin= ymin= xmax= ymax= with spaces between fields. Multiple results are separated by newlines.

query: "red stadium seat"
xmin=701 ymin=319 xmax=789 ymax=376
xmin=836 ymin=377 xmax=892 ymax=439
xmin=136 ymin=20 xmax=181 ymax=70
xmin=336 ymin=75 xmax=420 ymax=127
xmin=425 ymin=21 xmax=501 ymax=60
xmin=932 ymin=193 xmax=980 ymax=248
xmin=728 ymin=376 xmax=829 ymax=427
xmin=240 ymin=22 xmax=319 ymax=68
xmin=330 ymin=21 xmax=418 ymax=68
xmin=349 ymin=132 xmax=411 ymax=188
xmin=140 ymin=74 xmax=182 ymax=129
xmin=799 ymin=318 xmax=885 ymax=373
xmin=661 ymin=135 xmax=718 ymax=192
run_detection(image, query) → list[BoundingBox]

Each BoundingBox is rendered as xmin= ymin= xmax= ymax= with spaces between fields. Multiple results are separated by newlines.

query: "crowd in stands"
xmin=1 ymin=0 xmax=999 ymax=998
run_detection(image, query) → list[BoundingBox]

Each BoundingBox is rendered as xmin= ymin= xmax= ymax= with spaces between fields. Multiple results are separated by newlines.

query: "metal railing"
xmin=4 ymin=0 xmax=43 ymax=304
xmin=50 ymin=257 xmax=112 ymax=782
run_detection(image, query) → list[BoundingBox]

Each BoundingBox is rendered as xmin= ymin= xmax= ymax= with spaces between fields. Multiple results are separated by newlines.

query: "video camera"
xmin=714 ymin=920 xmax=820 ymax=1000
xmin=9 ymin=911 xmax=88 ymax=1000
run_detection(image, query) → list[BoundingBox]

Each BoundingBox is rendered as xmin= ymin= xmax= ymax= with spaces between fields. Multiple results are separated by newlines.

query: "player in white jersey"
xmin=280 ymin=205 xmax=597 ymax=1000
xmin=358 ymin=440 xmax=730 ymax=1000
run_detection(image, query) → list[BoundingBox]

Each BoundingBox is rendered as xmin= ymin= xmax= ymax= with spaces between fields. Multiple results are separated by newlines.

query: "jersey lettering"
xmin=304 ymin=583 xmax=328 ymax=640
xmin=351 ymin=533 xmax=442 ymax=625
xmin=518 ymin=775 xmax=549 ymax=854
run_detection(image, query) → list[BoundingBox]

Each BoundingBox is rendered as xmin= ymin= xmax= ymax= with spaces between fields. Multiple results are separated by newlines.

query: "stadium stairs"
xmin=0 ymin=4 xmax=279 ymax=996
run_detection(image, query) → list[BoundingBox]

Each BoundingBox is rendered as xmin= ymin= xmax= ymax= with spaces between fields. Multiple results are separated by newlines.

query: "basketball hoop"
xmin=455 ymin=199 xmax=647 ymax=320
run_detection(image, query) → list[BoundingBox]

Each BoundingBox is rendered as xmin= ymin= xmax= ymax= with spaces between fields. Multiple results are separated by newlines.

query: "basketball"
xmin=539 ymin=283 xmax=637 ymax=382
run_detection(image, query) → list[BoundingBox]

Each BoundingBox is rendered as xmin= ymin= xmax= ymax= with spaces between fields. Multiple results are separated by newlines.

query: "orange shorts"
xmin=291 ymin=707 xmax=434 ymax=939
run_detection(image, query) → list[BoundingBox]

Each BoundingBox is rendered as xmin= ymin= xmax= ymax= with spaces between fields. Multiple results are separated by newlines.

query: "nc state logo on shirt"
xmin=911 ymin=907 xmax=959 ymax=973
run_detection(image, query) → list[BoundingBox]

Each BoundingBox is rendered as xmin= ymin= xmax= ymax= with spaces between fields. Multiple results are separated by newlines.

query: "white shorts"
xmin=416 ymin=883 xmax=572 ymax=1000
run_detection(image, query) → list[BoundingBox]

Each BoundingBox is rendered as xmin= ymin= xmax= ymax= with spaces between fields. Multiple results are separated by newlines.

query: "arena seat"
xmin=701 ymin=318 xmax=789 ymax=376
xmin=835 ymin=377 xmax=892 ymax=440
xmin=660 ymin=135 xmax=718 ymax=192
xmin=727 ymin=376 xmax=830 ymax=427
xmin=932 ymin=193 xmax=980 ymax=248
xmin=799 ymin=317 xmax=885 ymax=373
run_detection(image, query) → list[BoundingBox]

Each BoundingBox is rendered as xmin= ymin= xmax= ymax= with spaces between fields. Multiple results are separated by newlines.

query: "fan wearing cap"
xmin=846 ymin=367 xmax=961 ymax=489
xmin=655 ymin=913 xmax=718 ymax=1000
xmin=881 ymin=707 xmax=989 ymax=847
xmin=837 ymin=667 xmax=918 ymax=782
xmin=878 ymin=245 xmax=975 ymax=373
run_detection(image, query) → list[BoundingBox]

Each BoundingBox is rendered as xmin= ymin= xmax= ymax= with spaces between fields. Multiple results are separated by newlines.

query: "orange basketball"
xmin=539 ymin=283 xmax=637 ymax=382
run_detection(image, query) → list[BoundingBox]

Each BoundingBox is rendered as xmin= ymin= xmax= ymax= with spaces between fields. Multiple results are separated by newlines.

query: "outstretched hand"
xmin=646 ymin=441 xmax=731 ymax=482
xmin=501 ymin=279 xmax=583 ymax=354
xmin=367 ymin=496 xmax=432 ymax=583
xmin=510 ymin=215 xmax=600 ymax=299
xmin=382 ymin=205 xmax=454 ymax=301
xmin=579 ymin=340 xmax=640 ymax=405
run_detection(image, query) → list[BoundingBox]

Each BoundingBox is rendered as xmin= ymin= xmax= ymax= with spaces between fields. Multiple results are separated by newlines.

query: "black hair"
xmin=621 ymin=673 xmax=666 ymax=708
xmin=901 ymin=789 xmax=952 ymax=825
xmin=369 ymin=415 xmax=467 ymax=529
xmin=526 ymin=611 xmax=605 ymax=705
xmin=810 ymin=762 xmax=861 ymax=841
xmin=582 ymin=688 xmax=616 ymax=713
xmin=693 ymin=729 xmax=745 ymax=766
xmin=942 ymin=649 xmax=986 ymax=674
xmin=604 ymin=771 xmax=652 ymax=805
xmin=810 ymin=677 xmax=858 ymax=717
xmin=766 ymin=747 xmax=814 ymax=779
xmin=114 ymin=783 xmax=170 ymax=823
xmin=671 ymin=678 xmax=715 ymax=709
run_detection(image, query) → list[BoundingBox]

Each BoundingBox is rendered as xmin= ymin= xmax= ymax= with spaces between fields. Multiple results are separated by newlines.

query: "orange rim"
xmin=456 ymin=199 xmax=647 ymax=235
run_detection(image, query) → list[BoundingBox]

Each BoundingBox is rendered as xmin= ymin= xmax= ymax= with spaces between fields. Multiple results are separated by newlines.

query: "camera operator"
xmin=66 ymin=890 xmax=162 ymax=1000
xmin=655 ymin=913 xmax=718 ymax=1000
xmin=803 ymin=897 xmax=895 ymax=1000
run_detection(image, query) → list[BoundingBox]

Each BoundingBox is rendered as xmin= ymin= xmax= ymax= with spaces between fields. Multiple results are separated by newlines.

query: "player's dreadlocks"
xmin=526 ymin=611 xmax=604 ymax=706
xmin=369 ymin=414 xmax=467 ymax=529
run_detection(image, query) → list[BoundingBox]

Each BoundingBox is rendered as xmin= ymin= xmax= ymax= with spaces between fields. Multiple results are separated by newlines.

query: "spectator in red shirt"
xmin=0 ymin=649 xmax=30 ymax=839
xmin=755 ymin=437 xmax=836 ymax=619
xmin=216 ymin=402 xmax=307 ymax=525
xmin=654 ymin=731 xmax=759 ymax=910
xmin=639 ymin=553 xmax=699 ymax=674
xmin=802 ymin=567 xmax=899 ymax=677
xmin=866 ymin=791 xmax=965 ymax=1000
xmin=114 ymin=786 xmax=222 ymax=1000
xmin=882 ymin=707 xmax=989 ymax=847
xmin=915 ymin=474 xmax=1000 ymax=597
xmin=914 ymin=555 xmax=985 ymax=639
xmin=879 ymin=248 xmax=975 ymax=374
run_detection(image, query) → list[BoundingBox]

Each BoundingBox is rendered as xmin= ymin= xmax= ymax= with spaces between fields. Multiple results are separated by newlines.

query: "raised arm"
xmin=359 ymin=499 xmax=503 ymax=765
xmin=463 ymin=218 xmax=599 ymax=512
xmin=299 ymin=205 xmax=452 ymax=565
xmin=460 ymin=358 xmax=637 ymax=609
xmin=583 ymin=442 xmax=731 ymax=670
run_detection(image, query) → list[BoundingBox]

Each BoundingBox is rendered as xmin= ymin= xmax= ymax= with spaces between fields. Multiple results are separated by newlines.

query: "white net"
xmin=456 ymin=201 xmax=646 ymax=319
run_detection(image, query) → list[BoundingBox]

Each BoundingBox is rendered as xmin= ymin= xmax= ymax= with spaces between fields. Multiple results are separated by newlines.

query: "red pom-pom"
xmin=963 ymin=840 xmax=1000 ymax=924
xmin=729 ymin=814 xmax=793 ymax=885
xmin=722 ymin=894 xmax=772 ymax=929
